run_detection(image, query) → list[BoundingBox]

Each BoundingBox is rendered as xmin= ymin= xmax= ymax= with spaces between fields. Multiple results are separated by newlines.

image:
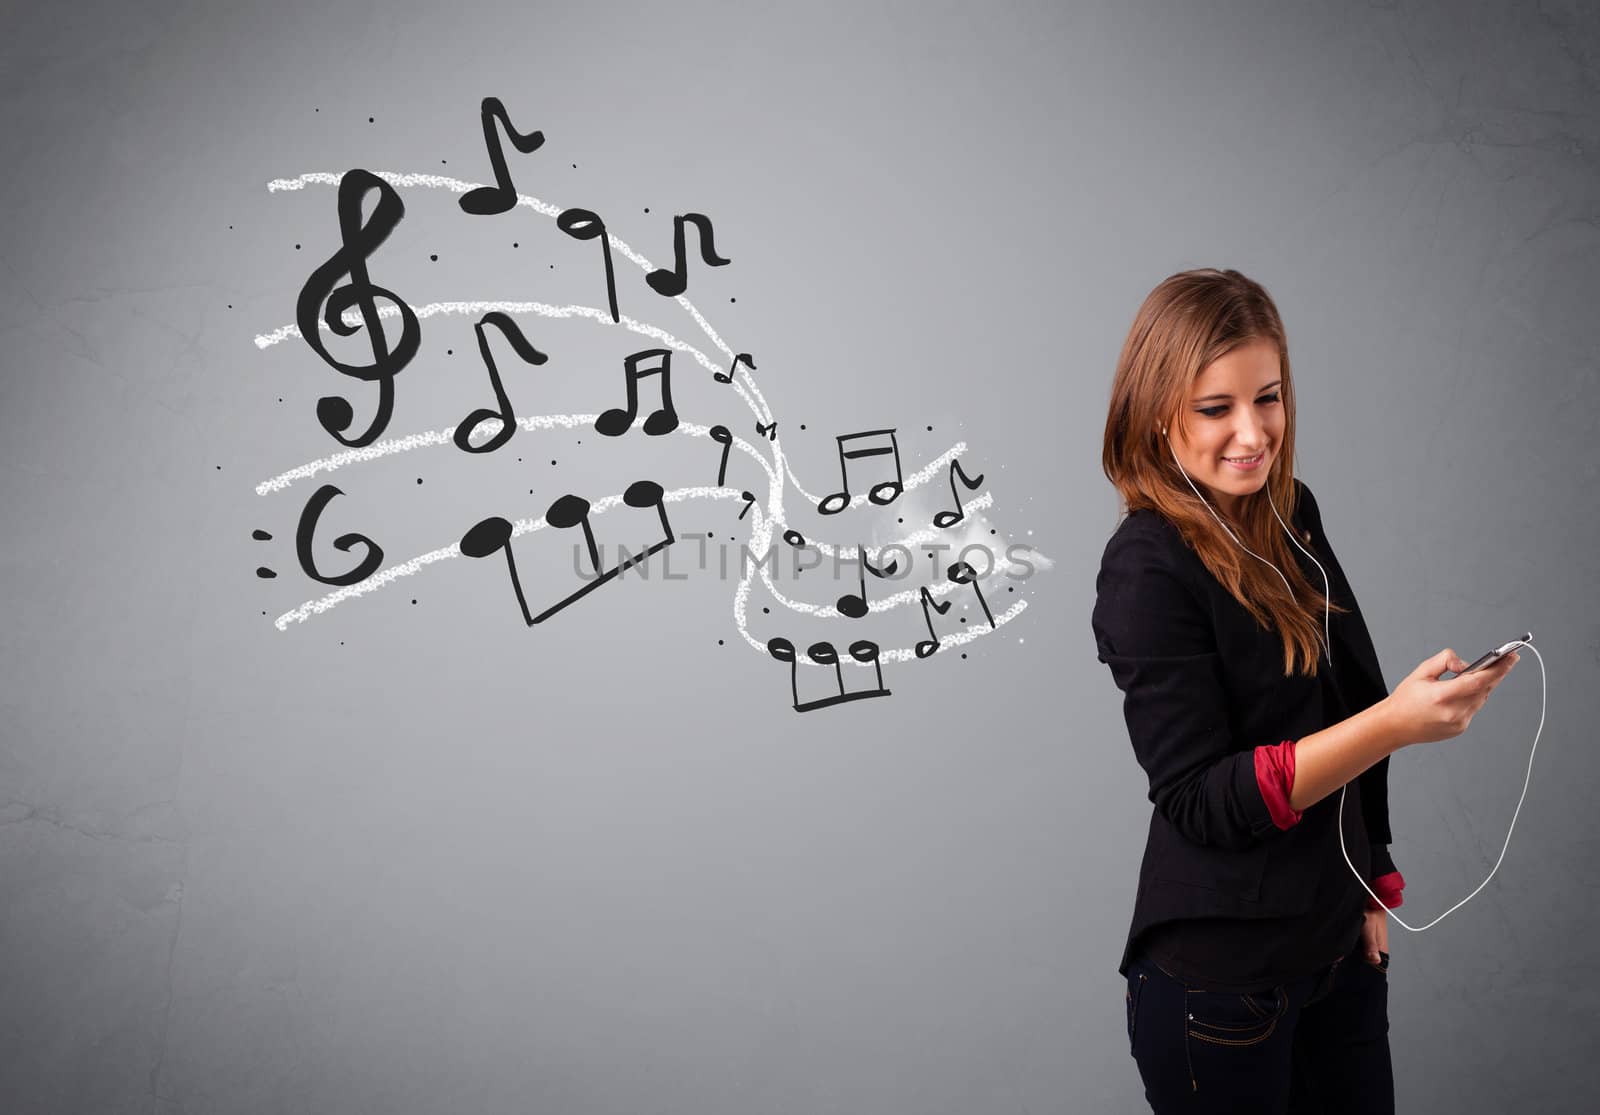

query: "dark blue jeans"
xmin=1123 ymin=935 xmax=1393 ymax=1113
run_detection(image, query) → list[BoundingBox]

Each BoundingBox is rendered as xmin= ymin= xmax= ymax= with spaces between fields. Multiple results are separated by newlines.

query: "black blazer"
xmin=1091 ymin=479 xmax=1398 ymax=976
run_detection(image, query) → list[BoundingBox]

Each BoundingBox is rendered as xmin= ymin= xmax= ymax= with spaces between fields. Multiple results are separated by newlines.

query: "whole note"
xmin=296 ymin=484 xmax=384 ymax=586
xmin=556 ymin=207 xmax=619 ymax=323
xmin=459 ymin=98 xmax=545 ymax=216
xmin=714 ymin=352 xmax=756 ymax=385
xmin=932 ymin=457 xmax=985 ymax=529
xmin=646 ymin=213 xmax=731 ymax=298
xmin=709 ymin=425 xmax=733 ymax=486
xmin=295 ymin=169 xmax=421 ymax=448
xmin=454 ymin=312 xmax=549 ymax=453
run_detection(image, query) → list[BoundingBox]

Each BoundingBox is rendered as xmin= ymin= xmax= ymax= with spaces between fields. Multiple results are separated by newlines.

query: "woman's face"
xmin=1160 ymin=337 xmax=1287 ymax=518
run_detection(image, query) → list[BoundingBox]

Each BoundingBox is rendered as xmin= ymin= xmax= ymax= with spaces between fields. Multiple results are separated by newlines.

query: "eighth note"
xmin=932 ymin=457 xmax=985 ymax=529
xmin=709 ymin=425 xmax=733 ymax=485
xmin=836 ymin=544 xmax=899 ymax=619
xmin=714 ymin=352 xmax=755 ymax=385
xmin=949 ymin=560 xmax=995 ymax=628
xmin=646 ymin=213 xmax=730 ymax=298
xmin=915 ymin=585 xmax=952 ymax=658
xmin=455 ymin=311 xmax=548 ymax=453
xmin=596 ymin=349 xmax=678 ymax=437
xmin=556 ymin=207 xmax=619 ymax=323
xmin=459 ymin=97 xmax=545 ymax=216
xmin=739 ymin=491 xmax=756 ymax=520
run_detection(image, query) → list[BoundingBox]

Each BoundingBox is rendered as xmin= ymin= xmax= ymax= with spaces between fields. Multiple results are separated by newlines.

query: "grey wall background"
xmin=2 ymin=0 xmax=1597 ymax=1111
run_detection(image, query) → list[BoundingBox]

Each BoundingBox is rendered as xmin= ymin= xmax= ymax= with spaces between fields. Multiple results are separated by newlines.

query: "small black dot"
xmin=730 ymin=297 xmax=737 ymax=303
xmin=926 ymin=425 xmax=933 ymax=431
xmin=429 ymin=254 xmax=438 ymax=262
xmin=368 ymin=116 xmax=374 ymax=123
xmin=960 ymin=617 xmax=967 ymax=624
xmin=644 ymin=207 xmax=650 ymax=213
xmin=990 ymin=529 xmax=997 ymax=535
xmin=440 ymin=159 xmax=446 ymax=165
xmin=799 ymin=424 xmax=807 ymax=430
xmin=215 ymin=465 xmax=221 ymax=470
xmin=227 ymin=304 xmax=232 ymax=309
xmin=529 ymin=489 xmax=534 ymax=494
xmin=549 ymin=264 xmax=554 ymax=269
xmin=1008 ymin=586 xmax=1014 ymax=592
xmin=446 ymin=349 xmax=452 ymax=355
xmin=517 ymin=457 xmax=522 ymax=462
xmin=416 ymin=478 xmax=423 ymax=485
xmin=550 ymin=459 xmax=556 ymax=466
xmin=412 ymin=599 xmax=417 ymax=605
xmin=228 ymin=224 xmax=233 ymax=229
xmin=512 ymin=242 xmax=518 ymax=248
xmin=262 ymin=610 xmax=267 ymax=615
xmin=708 ymin=533 xmax=714 ymax=539
xmin=962 ymin=653 xmax=968 ymax=660
xmin=571 ymin=163 xmax=576 ymax=168
xmin=762 ymin=607 xmax=770 ymax=614
xmin=898 ymin=517 xmax=904 ymax=524
xmin=278 ymin=397 xmax=283 ymax=403
xmin=314 ymin=107 xmax=319 ymax=112
xmin=340 ymin=641 xmax=345 ymax=645
xmin=294 ymin=243 xmax=301 ymax=250
xmin=717 ymin=639 xmax=724 ymax=645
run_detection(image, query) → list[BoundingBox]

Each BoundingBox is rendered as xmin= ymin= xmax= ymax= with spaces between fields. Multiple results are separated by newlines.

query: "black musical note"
xmin=296 ymin=484 xmax=384 ymax=586
xmin=596 ymin=349 xmax=677 ymax=436
xmin=646 ymin=213 xmax=731 ymax=298
xmin=459 ymin=516 xmax=534 ymax=625
xmin=556 ymin=208 xmax=619 ymax=323
xmin=836 ymin=545 xmax=900 ymax=619
xmin=766 ymin=638 xmax=891 ymax=713
xmin=709 ymin=425 xmax=733 ymax=485
xmin=817 ymin=429 xmax=903 ymax=515
xmin=455 ymin=312 xmax=549 ymax=453
xmin=782 ymin=528 xmax=806 ymax=548
xmin=539 ymin=480 xmax=674 ymax=623
xmin=932 ymin=458 xmax=985 ymax=529
xmin=715 ymin=351 xmax=755 ymax=385
xmin=949 ymin=560 xmax=995 ymax=628
xmin=739 ymin=491 xmax=756 ymax=520
xmin=459 ymin=98 xmax=545 ymax=216
xmin=460 ymin=480 xmax=674 ymax=626
xmin=915 ymin=586 xmax=953 ymax=658
xmin=756 ymin=419 xmax=777 ymax=441
xmin=295 ymin=169 xmax=421 ymax=448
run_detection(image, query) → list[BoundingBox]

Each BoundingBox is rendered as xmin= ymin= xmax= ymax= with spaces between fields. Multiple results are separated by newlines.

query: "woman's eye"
xmin=1197 ymin=393 xmax=1280 ymax=418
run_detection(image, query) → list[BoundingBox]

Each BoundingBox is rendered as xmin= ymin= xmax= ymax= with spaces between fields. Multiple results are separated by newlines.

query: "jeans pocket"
xmin=1125 ymin=971 xmax=1147 ymax=1053
xmin=1185 ymin=985 xmax=1286 ymax=1047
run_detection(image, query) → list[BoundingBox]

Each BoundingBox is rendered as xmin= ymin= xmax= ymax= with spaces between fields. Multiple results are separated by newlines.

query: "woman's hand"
xmin=1361 ymin=906 xmax=1389 ymax=970
xmin=1383 ymin=647 xmax=1520 ymax=747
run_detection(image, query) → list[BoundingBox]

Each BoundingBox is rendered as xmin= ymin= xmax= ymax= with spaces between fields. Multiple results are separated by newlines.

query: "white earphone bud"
xmin=1159 ymin=425 xmax=1544 ymax=932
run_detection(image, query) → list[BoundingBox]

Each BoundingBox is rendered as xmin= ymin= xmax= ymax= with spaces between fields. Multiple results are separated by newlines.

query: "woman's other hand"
xmin=1360 ymin=906 xmax=1389 ymax=969
xmin=1382 ymin=647 xmax=1520 ymax=747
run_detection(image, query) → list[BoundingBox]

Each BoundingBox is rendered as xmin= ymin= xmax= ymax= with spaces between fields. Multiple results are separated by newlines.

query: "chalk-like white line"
xmin=265 ymin=169 xmax=1042 ymax=662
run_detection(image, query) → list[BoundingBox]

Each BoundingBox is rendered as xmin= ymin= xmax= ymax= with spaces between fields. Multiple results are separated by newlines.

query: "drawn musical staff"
xmin=949 ymin=560 xmax=995 ymax=628
xmin=459 ymin=97 xmax=545 ymax=216
xmin=715 ymin=351 xmax=755 ymax=385
xmin=915 ymin=586 xmax=952 ymax=658
xmin=932 ymin=458 xmax=984 ymax=529
xmin=459 ymin=480 xmax=675 ymax=627
xmin=454 ymin=312 xmax=548 ymax=453
xmin=756 ymin=418 xmax=777 ymax=441
xmin=709 ymin=425 xmax=733 ymax=485
xmin=817 ymin=429 xmax=903 ymax=516
xmin=836 ymin=545 xmax=900 ymax=619
xmin=596 ymin=349 xmax=677 ymax=437
xmin=295 ymin=168 xmax=420 ymax=448
xmin=645 ymin=213 xmax=731 ymax=298
xmin=556 ymin=207 xmax=619 ymax=323
xmin=766 ymin=637 xmax=891 ymax=713
xmin=296 ymin=484 xmax=384 ymax=586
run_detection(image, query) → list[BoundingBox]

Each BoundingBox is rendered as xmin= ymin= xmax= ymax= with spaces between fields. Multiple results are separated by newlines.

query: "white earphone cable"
xmin=1161 ymin=429 xmax=1544 ymax=931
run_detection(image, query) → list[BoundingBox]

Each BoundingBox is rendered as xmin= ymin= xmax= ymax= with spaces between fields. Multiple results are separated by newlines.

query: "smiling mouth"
xmin=1223 ymin=452 xmax=1264 ymax=464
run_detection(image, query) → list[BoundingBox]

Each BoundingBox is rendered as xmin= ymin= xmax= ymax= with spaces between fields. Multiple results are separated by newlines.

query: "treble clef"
xmin=295 ymin=168 xmax=421 ymax=447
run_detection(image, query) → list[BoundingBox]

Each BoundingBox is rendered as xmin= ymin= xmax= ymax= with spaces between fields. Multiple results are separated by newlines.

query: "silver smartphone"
xmin=1446 ymin=632 xmax=1533 ymax=678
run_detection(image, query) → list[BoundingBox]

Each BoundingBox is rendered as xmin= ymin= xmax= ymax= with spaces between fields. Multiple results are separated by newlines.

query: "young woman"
xmin=1091 ymin=269 xmax=1520 ymax=1113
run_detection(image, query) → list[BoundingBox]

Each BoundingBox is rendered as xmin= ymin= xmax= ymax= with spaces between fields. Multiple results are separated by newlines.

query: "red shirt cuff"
xmin=1366 ymin=870 xmax=1406 ymax=910
xmin=1254 ymin=739 xmax=1303 ymax=830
